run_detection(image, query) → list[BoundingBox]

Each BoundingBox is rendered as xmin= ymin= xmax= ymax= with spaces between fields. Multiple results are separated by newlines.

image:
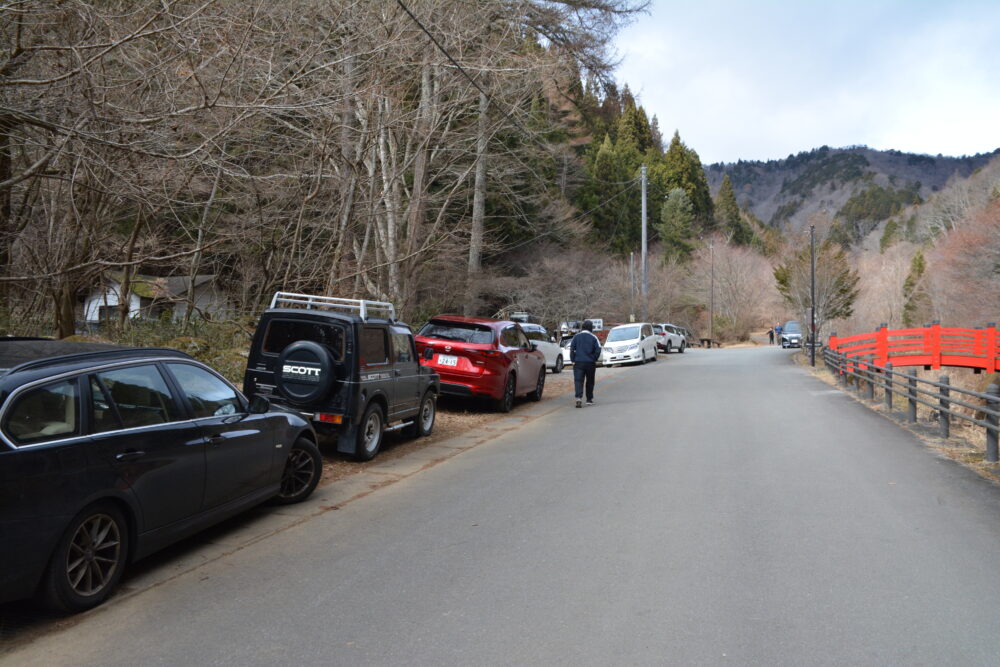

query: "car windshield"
xmin=606 ymin=326 xmax=640 ymax=342
xmin=784 ymin=321 xmax=802 ymax=334
xmin=418 ymin=321 xmax=494 ymax=344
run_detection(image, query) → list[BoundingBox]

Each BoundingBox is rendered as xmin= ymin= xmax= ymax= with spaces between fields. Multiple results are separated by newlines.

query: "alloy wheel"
xmin=280 ymin=447 xmax=316 ymax=499
xmin=65 ymin=513 xmax=122 ymax=598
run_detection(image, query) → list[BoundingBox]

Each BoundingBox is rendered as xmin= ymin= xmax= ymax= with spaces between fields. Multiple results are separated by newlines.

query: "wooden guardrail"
xmin=823 ymin=347 xmax=1000 ymax=460
xmin=828 ymin=321 xmax=999 ymax=373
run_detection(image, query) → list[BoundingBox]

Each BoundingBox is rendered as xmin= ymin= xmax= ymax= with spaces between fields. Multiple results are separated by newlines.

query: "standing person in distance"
xmin=767 ymin=325 xmax=775 ymax=345
xmin=774 ymin=321 xmax=783 ymax=346
xmin=570 ymin=320 xmax=602 ymax=408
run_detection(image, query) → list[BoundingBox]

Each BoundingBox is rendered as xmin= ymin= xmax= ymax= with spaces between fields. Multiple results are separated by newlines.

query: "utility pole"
xmin=810 ymin=224 xmax=816 ymax=367
xmin=709 ymin=241 xmax=714 ymax=346
xmin=640 ymin=164 xmax=648 ymax=321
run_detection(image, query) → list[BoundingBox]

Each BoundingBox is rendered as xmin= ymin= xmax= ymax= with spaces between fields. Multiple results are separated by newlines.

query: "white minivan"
xmin=600 ymin=323 xmax=658 ymax=366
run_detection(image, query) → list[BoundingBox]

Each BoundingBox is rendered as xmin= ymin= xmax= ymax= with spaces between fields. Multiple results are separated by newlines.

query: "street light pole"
xmin=810 ymin=224 xmax=816 ymax=367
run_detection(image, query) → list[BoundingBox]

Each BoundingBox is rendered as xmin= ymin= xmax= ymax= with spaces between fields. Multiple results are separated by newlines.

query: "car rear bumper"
xmin=436 ymin=374 xmax=503 ymax=399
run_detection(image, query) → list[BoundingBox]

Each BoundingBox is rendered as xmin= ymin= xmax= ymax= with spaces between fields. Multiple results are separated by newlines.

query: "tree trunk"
xmin=464 ymin=91 xmax=489 ymax=315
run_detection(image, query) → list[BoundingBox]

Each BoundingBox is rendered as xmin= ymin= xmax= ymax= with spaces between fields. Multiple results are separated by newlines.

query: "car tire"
xmin=495 ymin=373 xmax=516 ymax=413
xmin=665 ymin=341 xmax=672 ymax=354
xmin=403 ymin=391 xmax=436 ymax=438
xmin=528 ymin=367 xmax=545 ymax=402
xmin=354 ymin=402 xmax=384 ymax=461
xmin=679 ymin=342 xmax=686 ymax=353
xmin=553 ymin=356 xmax=564 ymax=374
xmin=272 ymin=437 xmax=322 ymax=505
xmin=651 ymin=347 xmax=658 ymax=361
xmin=41 ymin=502 xmax=129 ymax=613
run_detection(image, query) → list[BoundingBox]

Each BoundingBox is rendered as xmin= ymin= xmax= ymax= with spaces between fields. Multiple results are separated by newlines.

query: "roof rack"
xmin=269 ymin=292 xmax=396 ymax=321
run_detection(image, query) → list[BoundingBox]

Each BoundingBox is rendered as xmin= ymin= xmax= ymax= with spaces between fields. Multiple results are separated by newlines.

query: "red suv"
xmin=415 ymin=315 xmax=546 ymax=412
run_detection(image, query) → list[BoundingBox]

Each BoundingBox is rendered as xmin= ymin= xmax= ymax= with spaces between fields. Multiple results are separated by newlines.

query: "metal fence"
xmin=822 ymin=347 xmax=1000 ymax=460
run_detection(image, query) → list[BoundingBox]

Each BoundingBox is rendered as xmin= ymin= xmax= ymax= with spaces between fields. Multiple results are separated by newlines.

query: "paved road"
xmin=6 ymin=347 xmax=1000 ymax=665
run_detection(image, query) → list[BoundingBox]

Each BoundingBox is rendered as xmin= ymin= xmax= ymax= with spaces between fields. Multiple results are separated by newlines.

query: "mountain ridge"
xmin=705 ymin=145 xmax=1000 ymax=234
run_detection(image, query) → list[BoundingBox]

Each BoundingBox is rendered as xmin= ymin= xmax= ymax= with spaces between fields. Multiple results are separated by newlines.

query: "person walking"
xmin=767 ymin=326 xmax=775 ymax=345
xmin=774 ymin=322 xmax=783 ymax=346
xmin=570 ymin=320 xmax=602 ymax=408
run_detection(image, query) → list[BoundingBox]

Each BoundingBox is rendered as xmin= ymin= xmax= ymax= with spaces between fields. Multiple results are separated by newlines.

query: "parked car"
xmin=677 ymin=326 xmax=696 ymax=348
xmin=0 ymin=340 xmax=321 ymax=612
xmin=243 ymin=293 xmax=440 ymax=462
xmin=559 ymin=320 xmax=583 ymax=336
xmin=415 ymin=315 xmax=546 ymax=412
xmin=520 ymin=323 xmax=564 ymax=373
xmin=560 ymin=336 xmax=574 ymax=367
xmin=655 ymin=323 xmax=686 ymax=353
xmin=600 ymin=323 xmax=658 ymax=366
xmin=781 ymin=320 xmax=803 ymax=348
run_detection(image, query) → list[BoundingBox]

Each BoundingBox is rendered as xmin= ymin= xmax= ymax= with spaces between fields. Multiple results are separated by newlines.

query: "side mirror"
xmin=530 ymin=341 xmax=539 ymax=350
xmin=248 ymin=394 xmax=270 ymax=414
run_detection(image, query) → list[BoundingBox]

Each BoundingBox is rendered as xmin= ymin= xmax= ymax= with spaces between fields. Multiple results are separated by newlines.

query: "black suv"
xmin=243 ymin=293 xmax=440 ymax=461
xmin=0 ymin=340 xmax=320 ymax=612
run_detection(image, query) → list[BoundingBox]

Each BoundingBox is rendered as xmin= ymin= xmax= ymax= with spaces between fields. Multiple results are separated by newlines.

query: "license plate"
xmin=438 ymin=354 xmax=459 ymax=367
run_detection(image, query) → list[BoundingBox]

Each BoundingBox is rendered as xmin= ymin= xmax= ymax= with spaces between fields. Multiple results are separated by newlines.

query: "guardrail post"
xmin=938 ymin=375 xmax=950 ymax=440
xmin=987 ymin=384 xmax=999 ymax=463
xmin=907 ymin=375 xmax=918 ymax=423
xmin=865 ymin=365 xmax=875 ymax=400
xmin=838 ymin=352 xmax=847 ymax=387
xmin=884 ymin=362 xmax=893 ymax=409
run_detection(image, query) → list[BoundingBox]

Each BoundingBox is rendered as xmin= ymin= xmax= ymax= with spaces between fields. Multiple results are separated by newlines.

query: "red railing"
xmin=828 ymin=322 xmax=999 ymax=373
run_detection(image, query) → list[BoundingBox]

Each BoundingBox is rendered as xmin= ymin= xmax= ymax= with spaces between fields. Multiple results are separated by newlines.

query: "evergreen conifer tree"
xmin=715 ymin=175 xmax=754 ymax=245
xmin=650 ymin=131 xmax=714 ymax=231
xmin=656 ymin=187 xmax=696 ymax=260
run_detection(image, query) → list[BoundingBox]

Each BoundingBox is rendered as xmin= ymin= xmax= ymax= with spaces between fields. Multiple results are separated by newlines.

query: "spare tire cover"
xmin=275 ymin=341 xmax=335 ymax=406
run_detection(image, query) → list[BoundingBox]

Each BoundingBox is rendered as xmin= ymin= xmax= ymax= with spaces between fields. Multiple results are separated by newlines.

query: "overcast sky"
xmin=612 ymin=0 xmax=1000 ymax=165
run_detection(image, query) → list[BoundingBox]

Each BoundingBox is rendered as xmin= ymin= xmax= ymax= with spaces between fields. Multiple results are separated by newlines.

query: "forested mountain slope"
xmin=706 ymin=146 xmax=1000 ymax=235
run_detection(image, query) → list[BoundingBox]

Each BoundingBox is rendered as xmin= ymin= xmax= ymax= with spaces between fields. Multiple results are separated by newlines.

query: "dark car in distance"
xmin=0 ymin=340 xmax=320 ymax=612
xmin=414 ymin=315 xmax=546 ymax=412
xmin=781 ymin=320 xmax=803 ymax=348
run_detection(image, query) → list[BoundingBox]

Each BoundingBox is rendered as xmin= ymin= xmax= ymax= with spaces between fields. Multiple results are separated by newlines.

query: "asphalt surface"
xmin=6 ymin=347 xmax=1000 ymax=665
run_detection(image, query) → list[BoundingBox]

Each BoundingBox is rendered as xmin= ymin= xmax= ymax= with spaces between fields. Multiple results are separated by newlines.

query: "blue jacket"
xmin=570 ymin=331 xmax=602 ymax=364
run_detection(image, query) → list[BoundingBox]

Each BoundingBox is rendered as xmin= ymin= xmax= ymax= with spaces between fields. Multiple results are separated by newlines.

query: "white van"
xmin=600 ymin=323 xmax=658 ymax=366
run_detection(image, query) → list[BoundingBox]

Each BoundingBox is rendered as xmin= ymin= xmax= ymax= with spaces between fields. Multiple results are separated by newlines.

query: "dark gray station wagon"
xmin=0 ymin=341 xmax=320 ymax=612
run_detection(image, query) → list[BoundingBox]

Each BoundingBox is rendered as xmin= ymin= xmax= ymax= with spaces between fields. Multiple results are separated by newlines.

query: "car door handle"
xmin=207 ymin=434 xmax=226 ymax=445
xmin=394 ymin=369 xmax=402 ymax=376
xmin=115 ymin=450 xmax=145 ymax=462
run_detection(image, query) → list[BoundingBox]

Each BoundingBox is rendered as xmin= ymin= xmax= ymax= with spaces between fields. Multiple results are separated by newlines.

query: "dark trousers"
xmin=573 ymin=362 xmax=596 ymax=401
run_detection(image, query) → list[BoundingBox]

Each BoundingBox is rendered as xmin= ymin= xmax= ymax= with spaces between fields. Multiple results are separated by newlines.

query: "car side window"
xmin=96 ymin=365 xmax=180 ymax=428
xmin=89 ymin=376 xmax=122 ymax=434
xmin=518 ymin=329 xmax=532 ymax=348
xmin=390 ymin=330 xmax=415 ymax=364
xmin=500 ymin=327 xmax=518 ymax=347
xmin=3 ymin=378 xmax=80 ymax=446
xmin=360 ymin=327 xmax=389 ymax=367
xmin=167 ymin=363 xmax=242 ymax=418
